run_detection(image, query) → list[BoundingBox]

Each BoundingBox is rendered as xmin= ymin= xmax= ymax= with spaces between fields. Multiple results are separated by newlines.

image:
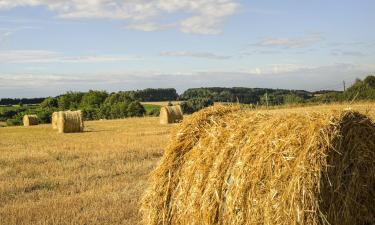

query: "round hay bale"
xmin=23 ymin=115 xmax=38 ymax=126
xmin=57 ymin=110 xmax=84 ymax=133
xmin=142 ymin=105 xmax=375 ymax=225
xmin=159 ymin=105 xmax=183 ymax=124
xmin=51 ymin=112 xmax=59 ymax=130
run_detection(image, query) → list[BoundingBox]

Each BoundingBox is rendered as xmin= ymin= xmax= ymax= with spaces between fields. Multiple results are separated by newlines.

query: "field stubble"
xmin=0 ymin=103 xmax=374 ymax=225
xmin=0 ymin=117 xmax=172 ymax=225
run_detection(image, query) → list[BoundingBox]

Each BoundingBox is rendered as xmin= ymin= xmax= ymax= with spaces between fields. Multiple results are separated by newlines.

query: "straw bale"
xmin=57 ymin=110 xmax=84 ymax=133
xmin=51 ymin=112 xmax=59 ymax=130
xmin=142 ymin=105 xmax=375 ymax=225
xmin=160 ymin=105 xmax=183 ymax=124
xmin=23 ymin=115 xmax=38 ymax=126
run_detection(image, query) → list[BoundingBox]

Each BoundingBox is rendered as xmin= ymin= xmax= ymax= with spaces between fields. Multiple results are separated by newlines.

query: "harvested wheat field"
xmin=142 ymin=103 xmax=375 ymax=225
xmin=0 ymin=117 xmax=173 ymax=225
xmin=0 ymin=103 xmax=375 ymax=225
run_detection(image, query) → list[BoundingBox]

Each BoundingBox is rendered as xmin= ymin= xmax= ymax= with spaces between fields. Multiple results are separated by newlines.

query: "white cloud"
xmin=248 ymin=64 xmax=310 ymax=75
xmin=0 ymin=50 xmax=136 ymax=63
xmin=253 ymin=34 xmax=323 ymax=49
xmin=0 ymin=74 xmax=109 ymax=92
xmin=0 ymin=0 xmax=239 ymax=35
xmin=160 ymin=51 xmax=230 ymax=59
xmin=126 ymin=22 xmax=175 ymax=32
xmin=0 ymin=50 xmax=58 ymax=63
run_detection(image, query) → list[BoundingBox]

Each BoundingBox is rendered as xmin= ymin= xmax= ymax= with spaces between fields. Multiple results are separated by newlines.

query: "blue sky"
xmin=0 ymin=0 xmax=374 ymax=97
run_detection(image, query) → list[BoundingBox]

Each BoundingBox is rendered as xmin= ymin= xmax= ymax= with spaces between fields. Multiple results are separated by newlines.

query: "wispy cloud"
xmin=0 ymin=26 xmax=41 ymax=45
xmin=246 ymin=8 xmax=284 ymax=15
xmin=0 ymin=30 xmax=13 ymax=42
xmin=331 ymin=49 xmax=367 ymax=57
xmin=160 ymin=51 xmax=231 ymax=60
xmin=247 ymin=64 xmax=310 ymax=75
xmin=240 ymin=50 xmax=281 ymax=56
xmin=328 ymin=41 xmax=375 ymax=48
xmin=126 ymin=22 xmax=175 ymax=32
xmin=252 ymin=33 xmax=323 ymax=49
xmin=0 ymin=50 xmax=137 ymax=63
xmin=0 ymin=0 xmax=239 ymax=35
xmin=1 ymin=63 xmax=374 ymax=97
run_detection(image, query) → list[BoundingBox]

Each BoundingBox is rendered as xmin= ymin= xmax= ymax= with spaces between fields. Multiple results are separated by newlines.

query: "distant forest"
xmin=0 ymin=87 xmax=339 ymax=106
xmin=1 ymin=75 xmax=374 ymax=126
xmin=0 ymin=98 xmax=45 ymax=106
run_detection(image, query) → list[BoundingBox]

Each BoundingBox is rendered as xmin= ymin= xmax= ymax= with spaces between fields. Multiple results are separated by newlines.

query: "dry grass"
xmin=0 ymin=117 xmax=173 ymax=225
xmin=0 ymin=103 xmax=374 ymax=225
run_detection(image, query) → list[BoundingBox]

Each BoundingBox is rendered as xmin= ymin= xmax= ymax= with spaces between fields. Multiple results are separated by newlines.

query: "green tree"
xmin=58 ymin=91 xmax=84 ymax=110
xmin=364 ymin=75 xmax=375 ymax=88
xmin=342 ymin=78 xmax=375 ymax=101
xmin=180 ymin=98 xmax=214 ymax=114
xmin=104 ymin=92 xmax=134 ymax=105
xmin=260 ymin=93 xmax=283 ymax=106
xmin=81 ymin=90 xmax=108 ymax=108
xmin=36 ymin=108 xmax=54 ymax=123
xmin=283 ymin=94 xmax=305 ymax=105
xmin=82 ymin=107 xmax=100 ymax=120
xmin=111 ymin=103 xmax=128 ymax=118
xmin=129 ymin=88 xmax=178 ymax=101
xmin=127 ymin=102 xmax=146 ymax=117
xmin=40 ymin=97 xmax=58 ymax=108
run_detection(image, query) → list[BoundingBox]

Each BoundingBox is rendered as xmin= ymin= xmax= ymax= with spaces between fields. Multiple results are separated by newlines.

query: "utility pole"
xmin=343 ymin=80 xmax=346 ymax=92
xmin=265 ymin=92 xmax=269 ymax=108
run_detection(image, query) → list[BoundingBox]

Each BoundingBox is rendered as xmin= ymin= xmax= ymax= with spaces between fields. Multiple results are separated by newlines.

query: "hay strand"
xmin=142 ymin=105 xmax=375 ymax=225
xmin=23 ymin=115 xmax=38 ymax=126
xmin=57 ymin=110 xmax=84 ymax=133
xmin=159 ymin=105 xmax=183 ymax=124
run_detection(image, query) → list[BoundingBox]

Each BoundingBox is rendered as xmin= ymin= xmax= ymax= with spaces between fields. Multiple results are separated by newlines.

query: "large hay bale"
xmin=23 ymin=115 xmax=38 ymax=126
xmin=142 ymin=105 xmax=375 ymax=225
xmin=51 ymin=112 xmax=59 ymax=130
xmin=57 ymin=110 xmax=84 ymax=133
xmin=159 ymin=105 xmax=183 ymax=124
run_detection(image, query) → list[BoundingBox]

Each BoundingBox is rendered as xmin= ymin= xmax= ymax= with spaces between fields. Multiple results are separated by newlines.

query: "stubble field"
xmin=0 ymin=117 xmax=172 ymax=225
xmin=0 ymin=102 xmax=374 ymax=225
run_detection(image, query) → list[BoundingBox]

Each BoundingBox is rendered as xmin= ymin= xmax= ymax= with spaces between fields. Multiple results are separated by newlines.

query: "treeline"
xmin=127 ymin=88 xmax=178 ymax=101
xmin=0 ymin=97 xmax=45 ymax=106
xmin=312 ymin=75 xmax=375 ymax=103
xmin=0 ymin=88 xmax=179 ymax=106
xmin=180 ymin=87 xmax=313 ymax=105
xmin=181 ymin=75 xmax=375 ymax=108
xmin=178 ymin=88 xmax=314 ymax=113
xmin=2 ymin=76 xmax=375 ymax=126
xmin=179 ymin=75 xmax=375 ymax=113
xmin=4 ymin=90 xmax=150 ymax=126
